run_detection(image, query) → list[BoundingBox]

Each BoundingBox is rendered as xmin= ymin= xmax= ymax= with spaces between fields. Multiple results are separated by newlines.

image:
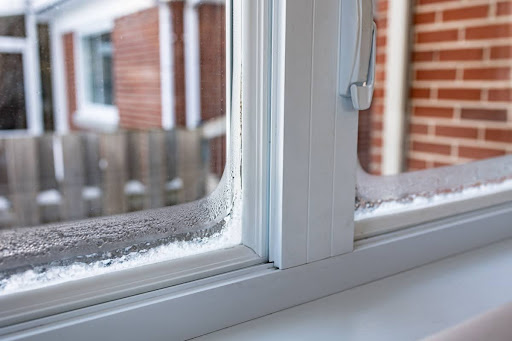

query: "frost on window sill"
xmin=355 ymin=155 xmax=512 ymax=236
xmin=0 ymin=164 xmax=242 ymax=295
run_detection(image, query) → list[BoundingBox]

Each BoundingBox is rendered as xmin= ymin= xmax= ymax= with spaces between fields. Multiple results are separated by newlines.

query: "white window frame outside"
xmin=73 ymin=21 xmax=119 ymax=131
xmin=0 ymin=11 xmax=43 ymax=136
xmin=1 ymin=1 xmax=512 ymax=340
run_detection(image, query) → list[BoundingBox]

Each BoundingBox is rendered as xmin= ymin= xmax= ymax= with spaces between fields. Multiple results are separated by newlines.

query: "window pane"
xmin=0 ymin=53 xmax=26 ymax=130
xmin=0 ymin=0 xmax=234 ymax=293
xmin=0 ymin=15 xmax=25 ymax=37
xmin=359 ymin=0 xmax=512 ymax=176
xmin=355 ymin=0 xmax=512 ymax=239
xmin=84 ymin=33 xmax=113 ymax=105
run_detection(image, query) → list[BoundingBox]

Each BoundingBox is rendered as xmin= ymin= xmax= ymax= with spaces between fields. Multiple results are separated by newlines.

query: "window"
xmin=83 ymin=32 xmax=114 ymax=105
xmin=1 ymin=1 xmax=511 ymax=340
xmin=0 ymin=53 xmax=26 ymax=130
xmin=0 ymin=0 xmax=245 ymax=318
xmin=355 ymin=0 xmax=512 ymax=239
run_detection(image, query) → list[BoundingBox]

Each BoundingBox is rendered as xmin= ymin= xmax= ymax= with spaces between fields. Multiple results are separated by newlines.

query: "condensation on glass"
xmin=355 ymin=0 xmax=512 ymax=218
xmin=0 ymin=0 xmax=238 ymax=293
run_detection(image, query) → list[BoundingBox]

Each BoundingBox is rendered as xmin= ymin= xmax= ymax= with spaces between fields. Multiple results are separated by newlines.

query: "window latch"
xmin=339 ymin=0 xmax=376 ymax=111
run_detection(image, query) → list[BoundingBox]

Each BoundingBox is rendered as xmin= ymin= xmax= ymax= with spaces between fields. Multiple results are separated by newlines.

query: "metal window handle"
xmin=339 ymin=0 xmax=377 ymax=111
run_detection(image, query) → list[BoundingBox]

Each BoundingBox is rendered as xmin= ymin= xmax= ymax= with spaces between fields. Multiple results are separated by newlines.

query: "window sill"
xmin=196 ymin=238 xmax=512 ymax=341
xmin=73 ymin=104 xmax=119 ymax=132
xmin=0 ymin=245 xmax=264 ymax=329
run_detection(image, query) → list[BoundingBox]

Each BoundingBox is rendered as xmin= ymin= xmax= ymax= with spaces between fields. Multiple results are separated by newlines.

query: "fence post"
xmin=60 ymin=133 xmax=86 ymax=220
xmin=100 ymin=132 xmax=128 ymax=215
xmin=6 ymin=137 xmax=40 ymax=226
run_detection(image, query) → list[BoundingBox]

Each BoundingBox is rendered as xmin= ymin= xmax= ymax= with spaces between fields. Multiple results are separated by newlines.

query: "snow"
xmin=0 ymin=211 xmax=241 ymax=295
xmin=355 ymin=178 xmax=512 ymax=220
xmin=36 ymin=189 xmax=62 ymax=206
xmin=0 ymin=196 xmax=11 ymax=211
xmin=165 ymin=177 xmax=184 ymax=191
xmin=82 ymin=186 xmax=102 ymax=200
xmin=124 ymin=180 xmax=146 ymax=195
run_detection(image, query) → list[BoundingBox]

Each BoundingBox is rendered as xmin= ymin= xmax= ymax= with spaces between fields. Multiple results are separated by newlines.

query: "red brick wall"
xmin=359 ymin=0 xmax=388 ymax=174
xmin=63 ymin=32 xmax=77 ymax=131
xmin=197 ymin=3 xmax=226 ymax=177
xmin=197 ymin=3 xmax=226 ymax=122
xmin=407 ymin=0 xmax=512 ymax=170
xmin=170 ymin=1 xmax=187 ymax=127
xmin=364 ymin=0 xmax=512 ymax=174
xmin=113 ymin=7 xmax=162 ymax=130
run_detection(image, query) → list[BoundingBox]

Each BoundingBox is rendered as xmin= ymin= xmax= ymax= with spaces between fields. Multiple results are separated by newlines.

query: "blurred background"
xmin=0 ymin=0 xmax=226 ymax=227
xmin=360 ymin=0 xmax=512 ymax=175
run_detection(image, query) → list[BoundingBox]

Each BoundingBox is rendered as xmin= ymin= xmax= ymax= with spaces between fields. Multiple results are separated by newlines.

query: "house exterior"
xmin=0 ymin=0 xmax=226 ymax=134
xmin=41 ymin=0 xmax=225 ymax=135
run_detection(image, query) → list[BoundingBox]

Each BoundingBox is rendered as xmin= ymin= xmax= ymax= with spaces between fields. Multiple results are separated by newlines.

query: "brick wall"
xmin=407 ymin=0 xmax=512 ymax=170
xmin=197 ymin=3 xmax=226 ymax=177
xmin=197 ymin=3 xmax=226 ymax=122
xmin=170 ymin=1 xmax=187 ymax=127
xmin=113 ymin=7 xmax=162 ymax=130
xmin=363 ymin=0 xmax=512 ymax=174
xmin=63 ymin=32 xmax=77 ymax=131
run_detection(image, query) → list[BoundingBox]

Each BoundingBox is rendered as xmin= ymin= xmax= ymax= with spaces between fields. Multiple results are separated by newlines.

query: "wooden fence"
xmin=0 ymin=128 xmax=222 ymax=228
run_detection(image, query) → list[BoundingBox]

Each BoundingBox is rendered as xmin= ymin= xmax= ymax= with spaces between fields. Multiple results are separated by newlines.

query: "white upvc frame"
xmin=270 ymin=0 xmax=358 ymax=269
xmin=73 ymin=20 xmax=119 ymax=131
xmin=0 ymin=11 xmax=44 ymax=136
xmin=183 ymin=0 xmax=202 ymax=129
xmin=159 ymin=1 xmax=175 ymax=130
xmin=1 ymin=1 xmax=512 ymax=340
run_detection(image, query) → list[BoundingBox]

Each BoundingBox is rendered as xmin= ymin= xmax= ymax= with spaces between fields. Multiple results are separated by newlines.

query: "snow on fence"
xmin=0 ymin=128 xmax=220 ymax=228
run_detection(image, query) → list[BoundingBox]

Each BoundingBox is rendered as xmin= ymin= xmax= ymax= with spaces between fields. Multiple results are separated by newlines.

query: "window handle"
xmin=339 ymin=0 xmax=376 ymax=111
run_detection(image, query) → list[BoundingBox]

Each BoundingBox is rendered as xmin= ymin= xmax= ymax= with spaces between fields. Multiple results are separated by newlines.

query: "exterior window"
xmin=83 ymin=32 xmax=114 ymax=105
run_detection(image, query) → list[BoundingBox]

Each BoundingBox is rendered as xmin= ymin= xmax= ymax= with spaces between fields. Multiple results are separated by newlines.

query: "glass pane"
xmin=84 ymin=33 xmax=114 ymax=105
xmin=359 ymin=0 xmax=512 ymax=176
xmin=0 ymin=53 xmax=26 ymax=130
xmin=0 ymin=15 xmax=25 ymax=37
xmin=0 ymin=1 xmax=234 ymax=293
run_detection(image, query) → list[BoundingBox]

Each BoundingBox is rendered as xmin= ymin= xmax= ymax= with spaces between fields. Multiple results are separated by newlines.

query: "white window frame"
xmin=1 ymin=1 xmax=512 ymax=340
xmin=0 ymin=12 xmax=43 ymax=136
xmin=73 ymin=20 xmax=119 ymax=131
